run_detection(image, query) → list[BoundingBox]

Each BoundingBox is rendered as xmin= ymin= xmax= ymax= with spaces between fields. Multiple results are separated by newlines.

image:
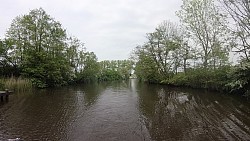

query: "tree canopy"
xmin=130 ymin=0 xmax=250 ymax=96
xmin=0 ymin=8 xmax=133 ymax=88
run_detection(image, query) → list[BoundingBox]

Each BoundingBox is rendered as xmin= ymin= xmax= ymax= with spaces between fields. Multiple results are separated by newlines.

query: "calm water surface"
xmin=1 ymin=79 xmax=250 ymax=140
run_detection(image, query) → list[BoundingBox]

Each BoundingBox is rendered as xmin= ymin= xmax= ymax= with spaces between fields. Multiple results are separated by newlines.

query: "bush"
xmin=161 ymin=72 xmax=188 ymax=86
xmin=162 ymin=66 xmax=231 ymax=92
xmin=98 ymin=70 xmax=123 ymax=81
xmin=226 ymin=61 xmax=250 ymax=96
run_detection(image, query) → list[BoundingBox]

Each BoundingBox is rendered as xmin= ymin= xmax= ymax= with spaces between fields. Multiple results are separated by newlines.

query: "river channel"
xmin=1 ymin=79 xmax=250 ymax=140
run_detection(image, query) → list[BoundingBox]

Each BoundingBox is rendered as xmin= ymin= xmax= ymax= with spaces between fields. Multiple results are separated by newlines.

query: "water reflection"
xmin=0 ymin=88 xmax=77 ymax=140
xmin=74 ymin=82 xmax=105 ymax=108
xmin=0 ymin=80 xmax=250 ymax=140
xmin=67 ymin=80 xmax=148 ymax=141
xmin=137 ymin=83 xmax=250 ymax=140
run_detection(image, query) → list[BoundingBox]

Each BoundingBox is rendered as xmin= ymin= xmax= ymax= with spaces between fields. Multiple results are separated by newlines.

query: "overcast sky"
xmin=0 ymin=0 xmax=182 ymax=61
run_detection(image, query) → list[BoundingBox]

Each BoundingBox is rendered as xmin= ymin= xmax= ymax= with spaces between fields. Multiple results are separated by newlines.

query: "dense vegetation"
xmin=0 ymin=8 xmax=132 ymax=88
xmin=0 ymin=0 xmax=249 ymax=98
xmin=131 ymin=0 xmax=250 ymax=96
xmin=98 ymin=60 xmax=133 ymax=81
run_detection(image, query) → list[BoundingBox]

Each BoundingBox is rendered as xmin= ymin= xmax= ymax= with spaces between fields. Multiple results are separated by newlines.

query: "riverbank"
xmin=0 ymin=77 xmax=32 ymax=92
xmin=159 ymin=64 xmax=250 ymax=97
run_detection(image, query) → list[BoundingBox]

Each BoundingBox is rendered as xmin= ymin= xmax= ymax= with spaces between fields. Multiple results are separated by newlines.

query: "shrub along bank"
xmin=160 ymin=63 xmax=250 ymax=97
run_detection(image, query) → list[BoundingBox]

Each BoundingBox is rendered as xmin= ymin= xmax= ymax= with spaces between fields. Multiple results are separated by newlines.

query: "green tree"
xmin=146 ymin=21 xmax=181 ymax=76
xmin=77 ymin=52 xmax=99 ymax=82
xmin=132 ymin=21 xmax=185 ymax=82
xmin=66 ymin=36 xmax=85 ymax=74
xmin=6 ymin=8 xmax=72 ymax=87
xmin=177 ymin=0 xmax=230 ymax=68
xmin=134 ymin=47 xmax=160 ymax=82
xmin=0 ymin=38 xmax=21 ymax=76
xmin=227 ymin=62 xmax=250 ymax=96
xmin=116 ymin=60 xmax=134 ymax=79
xmin=221 ymin=0 xmax=250 ymax=61
xmin=177 ymin=41 xmax=193 ymax=74
xmin=98 ymin=60 xmax=132 ymax=81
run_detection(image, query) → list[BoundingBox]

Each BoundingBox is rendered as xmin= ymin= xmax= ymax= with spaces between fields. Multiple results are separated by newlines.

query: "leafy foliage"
xmin=177 ymin=0 xmax=230 ymax=68
xmin=76 ymin=52 xmax=99 ymax=82
xmin=135 ymin=52 xmax=161 ymax=83
xmin=163 ymin=66 xmax=231 ymax=91
xmin=130 ymin=0 xmax=249 ymax=97
xmin=1 ymin=8 xmax=100 ymax=88
xmin=98 ymin=60 xmax=133 ymax=81
xmin=0 ymin=8 xmax=134 ymax=87
xmin=132 ymin=21 xmax=187 ymax=82
xmin=4 ymin=8 xmax=73 ymax=87
xmin=226 ymin=61 xmax=250 ymax=96
xmin=221 ymin=0 xmax=250 ymax=61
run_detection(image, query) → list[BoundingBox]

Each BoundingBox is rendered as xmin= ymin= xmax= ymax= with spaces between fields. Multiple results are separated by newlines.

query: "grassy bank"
xmin=0 ymin=77 xmax=33 ymax=92
xmin=161 ymin=67 xmax=230 ymax=91
xmin=160 ymin=64 xmax=250 ymax=97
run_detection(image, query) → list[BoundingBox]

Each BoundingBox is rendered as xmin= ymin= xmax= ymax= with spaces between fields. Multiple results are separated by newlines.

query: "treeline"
xmin=76 ymin=60 xmax=133 ymax=82
xmin=98 ymin=60 xmax=133 ymax=81
xmin=0 ymin=8 xmax=132 ymax=88
xmin=131 ymin=0 xmax=250 ymax=96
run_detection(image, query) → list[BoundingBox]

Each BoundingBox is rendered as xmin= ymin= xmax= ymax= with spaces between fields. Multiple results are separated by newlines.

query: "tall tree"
xmin=131 ymin=21 xmax=186 ymax=82
xmin=78 ymin=52 xmax=99 ymax=82
xmin=146 ymin=21 xmax=183 ymax=76
xmin=177 ymin=0 xmax=230 ymax=68
xmin=5 ymin=8 xmax=71 ymax=87
xmin=66 ymin=36 xmax=85 ymax=73
xmin=134 ymin=49 xmax=160 ymax=82
xmin=221 ymin=0 xmax=250 ymax=61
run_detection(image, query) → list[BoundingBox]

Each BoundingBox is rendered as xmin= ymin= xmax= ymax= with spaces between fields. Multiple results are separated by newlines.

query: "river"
xmin=0 ymin=79 xmax=250 ymax=140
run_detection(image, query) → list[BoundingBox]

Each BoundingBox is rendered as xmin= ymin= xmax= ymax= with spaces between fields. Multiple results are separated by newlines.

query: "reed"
xmin=0 ymin=77 xmax=32 ymax=92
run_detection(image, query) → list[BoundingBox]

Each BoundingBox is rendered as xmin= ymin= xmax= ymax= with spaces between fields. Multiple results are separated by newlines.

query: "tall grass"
xmin=0 ymin=77 xmax=32 ymax=92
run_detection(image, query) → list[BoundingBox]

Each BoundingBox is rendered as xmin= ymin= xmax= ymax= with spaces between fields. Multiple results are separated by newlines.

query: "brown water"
xmin=0 ymin=79 xmax=250 ymax=141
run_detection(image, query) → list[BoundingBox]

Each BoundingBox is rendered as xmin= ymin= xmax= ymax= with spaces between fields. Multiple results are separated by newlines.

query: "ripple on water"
xmin=0 ymin=81 xmax=250 ymax=140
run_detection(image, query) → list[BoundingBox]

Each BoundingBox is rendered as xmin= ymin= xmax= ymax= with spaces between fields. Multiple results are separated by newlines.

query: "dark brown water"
xmin=1 ymin=79 xmax=250 ymax=141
